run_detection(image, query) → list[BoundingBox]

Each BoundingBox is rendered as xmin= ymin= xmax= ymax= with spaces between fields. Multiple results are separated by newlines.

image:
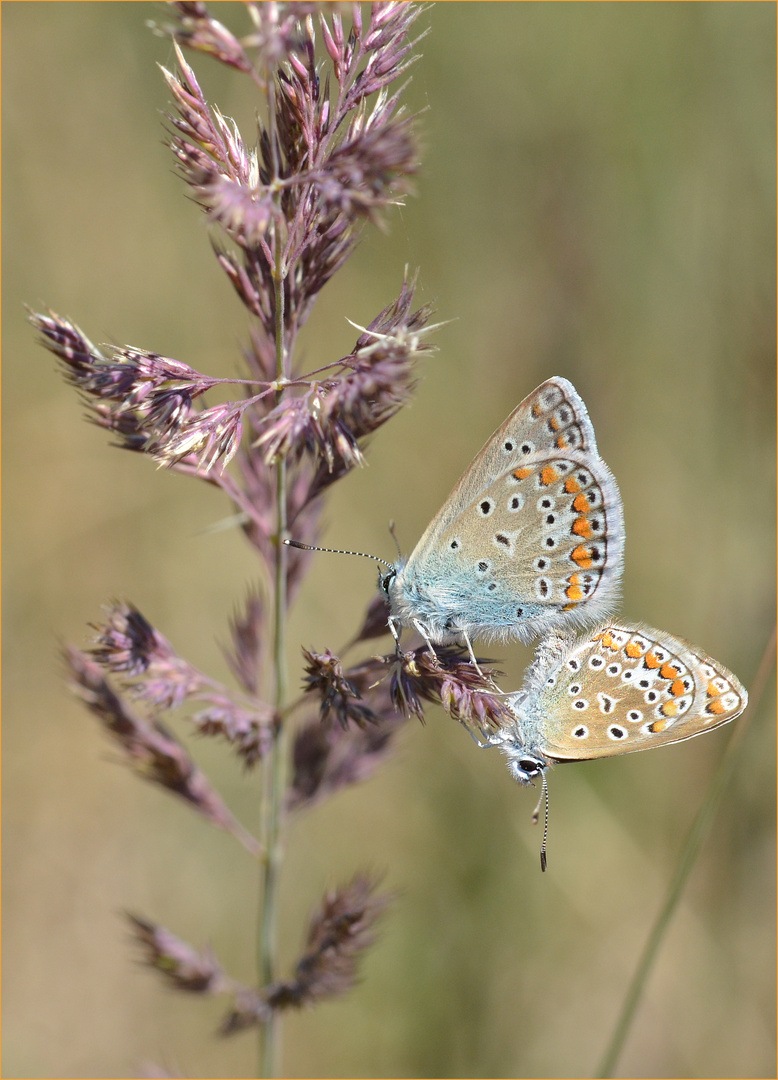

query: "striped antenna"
xmin=283 ymin=538 xmax=393 ymax=571
xmin=531 ymin=772 xmax=550 ymax=873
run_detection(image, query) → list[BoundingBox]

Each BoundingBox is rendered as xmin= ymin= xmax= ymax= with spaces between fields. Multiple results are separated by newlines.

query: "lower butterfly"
xmin=487 ymin=621 xmax=747 ymax=782
xmin=464 ymin=621 xmax=747 ymax=868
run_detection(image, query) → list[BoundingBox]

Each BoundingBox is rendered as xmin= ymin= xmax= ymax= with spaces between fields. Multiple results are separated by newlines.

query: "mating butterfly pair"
xmin=381 ymin=377 xmax=747 ymax=792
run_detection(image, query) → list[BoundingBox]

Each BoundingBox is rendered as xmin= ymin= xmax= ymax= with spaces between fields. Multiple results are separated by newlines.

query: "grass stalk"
xmin=258 ymin=94 xmax=290 ymax=1066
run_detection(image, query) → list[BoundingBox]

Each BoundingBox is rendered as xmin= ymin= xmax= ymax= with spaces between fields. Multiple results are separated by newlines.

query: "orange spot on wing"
xmin=565 ymin=574 xmax=584 ymax=602
xmin=540 ymin=465 xmax=560 ymax=486
xmin=571 ymin=544 xmax=593 ymax=569
xmin=572 ymin=516 xmax=593 ymax=538
xmin=707 ymin=682 xmax=722 ymax=697
xmin=532 ymin=402 xmax=542 ymax=417
xmin=600 ymin=631 xmax=616 ymax=650
xmin=564 ymin=477 xmax=581 ymax=494
xmin=660 ymin=701 xmax=679 ymax=717
xmin=660 ymin=662 xmax=680 ymax=680
xmin=625 ymin=642 xmax=643 ymax=659
xmin=706 ymin=698 xmax=727 ymax=716
xmin=644 ymin=652 xmax=661 ymax=669
xmin=649 ymin=719 xmax=668 ymax=733
xmin=549 ymin=416 xmax=560 ymax=431
xmin=556 ymin=435 xmax=568 ymax=449
xmin=513 ymin=466 xmax=533 ymax=480
xmin=572 ymin=493 xmax=590 ymax=513
xmin=669 ymin=679 xmax=686 ymax=697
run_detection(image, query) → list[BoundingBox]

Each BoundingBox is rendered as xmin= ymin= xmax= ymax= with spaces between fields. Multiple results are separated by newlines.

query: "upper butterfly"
xmin=382 ymin=377 xmax=625 ymax=658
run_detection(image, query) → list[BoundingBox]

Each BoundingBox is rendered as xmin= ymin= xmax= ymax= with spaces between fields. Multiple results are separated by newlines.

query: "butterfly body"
xmin=489 ymin=622 xmax=748 ymax=784
xmin=384 ymin=377 xmax=625 ymax=651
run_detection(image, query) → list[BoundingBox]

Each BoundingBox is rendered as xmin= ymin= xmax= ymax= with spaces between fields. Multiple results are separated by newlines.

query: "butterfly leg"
xmin=461 ymin=630 xmax=486 ymax=678
xmin=460 ymin=722 xmax=495 ymax=749
xmin=387 ymin=615 xmax=405 ymax=658
xmin=411 ymin=619 xmax=440 ymax=661
xmin=390 ymin=614 xmax=445 ymax=666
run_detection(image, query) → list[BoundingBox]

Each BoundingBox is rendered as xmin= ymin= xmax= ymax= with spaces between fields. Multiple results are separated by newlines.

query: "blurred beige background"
xmin=3 ymin=3 xmax=775 ymax=1078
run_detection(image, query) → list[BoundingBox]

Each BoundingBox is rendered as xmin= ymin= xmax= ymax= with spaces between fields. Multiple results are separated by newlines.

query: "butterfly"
xmin=477 ymin=622 xmax=748 ymax=788
xmin=381 ymin=377 xmax=625 ymax=662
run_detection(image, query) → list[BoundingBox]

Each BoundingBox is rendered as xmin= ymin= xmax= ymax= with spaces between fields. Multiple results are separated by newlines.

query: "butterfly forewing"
xmin=533 ymin=623 xmax=748 ymax=762
xmin=409 ymin=377 xmax=600 ymax=552
xmin=433 ymin=452 xmax=624 ymax=629
xmin=393 ymin=377 xmax=624 ymax=643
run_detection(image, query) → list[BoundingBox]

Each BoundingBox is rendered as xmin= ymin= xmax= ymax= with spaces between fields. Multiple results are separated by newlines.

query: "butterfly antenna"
xmin=283 ymin=538 xmax=392 ymax=571
xmin=531 ymin=772 xmax=550 ymax=873
xmin=388 ymin=520 xmax=402 ymax=559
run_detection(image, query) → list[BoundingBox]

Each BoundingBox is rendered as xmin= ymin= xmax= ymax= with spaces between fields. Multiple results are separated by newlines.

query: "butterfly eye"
xmin=518 ymin=756 xmax=544 ymax=777
xmin=380 ymin=570 xmax=395 ymax=594
xmin=505 ymin=755 xmax=546 ymax=786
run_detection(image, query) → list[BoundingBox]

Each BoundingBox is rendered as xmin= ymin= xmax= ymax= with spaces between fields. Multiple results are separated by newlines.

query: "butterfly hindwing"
xmin=521 ymin=623 xmax=748 ymax=762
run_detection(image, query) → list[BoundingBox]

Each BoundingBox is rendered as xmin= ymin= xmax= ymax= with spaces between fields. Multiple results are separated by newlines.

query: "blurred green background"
xmin=3 ymin=3 xmax=775 ymax=1078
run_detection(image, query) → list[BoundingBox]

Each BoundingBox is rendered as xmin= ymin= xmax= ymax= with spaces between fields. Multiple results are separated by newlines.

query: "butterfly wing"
xmin=525 ymin=622 xmax=748 ymax=762
xmin=412 ymin=377 xmax=601 ymax=544
xmin=392 ymin=378 xmax=624 ymax=644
